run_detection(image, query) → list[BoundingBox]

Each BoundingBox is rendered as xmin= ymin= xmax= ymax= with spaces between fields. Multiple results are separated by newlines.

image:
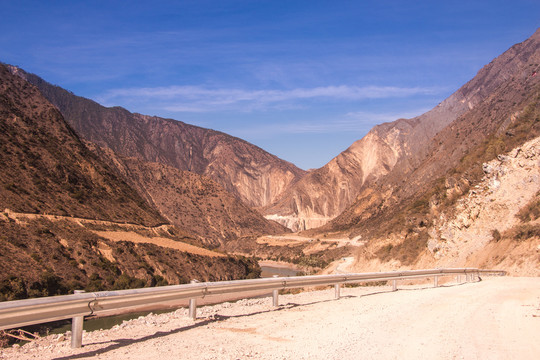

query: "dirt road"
xmin=2 ymin=277 xmax=539 ymax=359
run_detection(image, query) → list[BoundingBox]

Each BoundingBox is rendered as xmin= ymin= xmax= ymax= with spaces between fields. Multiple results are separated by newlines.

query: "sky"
xmin=1 ymin=1 xmax=539 ymax=170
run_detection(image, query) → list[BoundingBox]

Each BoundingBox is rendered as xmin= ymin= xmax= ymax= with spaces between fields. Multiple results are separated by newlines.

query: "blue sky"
xmin=1 ymin=1 xmax=539 ymax=169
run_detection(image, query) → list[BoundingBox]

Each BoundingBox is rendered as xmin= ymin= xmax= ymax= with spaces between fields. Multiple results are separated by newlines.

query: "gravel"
xmin=1 ymin=277 xmax=539 ymax=359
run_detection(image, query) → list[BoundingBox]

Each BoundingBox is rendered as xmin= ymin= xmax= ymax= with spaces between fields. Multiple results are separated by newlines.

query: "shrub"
xmin=491 ymin=229 xmax=502 ymax=242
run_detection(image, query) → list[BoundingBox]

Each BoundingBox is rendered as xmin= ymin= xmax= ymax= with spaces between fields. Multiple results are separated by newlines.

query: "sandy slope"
xmin=1 ymin=277 xmax=539 ymax=360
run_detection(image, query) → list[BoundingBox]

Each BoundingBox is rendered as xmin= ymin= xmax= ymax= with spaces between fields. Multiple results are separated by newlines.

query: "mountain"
xmin=0 ymin=63 xmax=260 ymax=301
xmin=311 ymin=29 xmax=540 ymax=274
xmin=7 ymin=66 xmax=306 ymax=209
xmin=88 ymin=144 xmax=288 ymax=247
xmin=264 ymin=28 xmax=540 ymax=231
xmin=0 ymin=64 xmax=162 ymax=225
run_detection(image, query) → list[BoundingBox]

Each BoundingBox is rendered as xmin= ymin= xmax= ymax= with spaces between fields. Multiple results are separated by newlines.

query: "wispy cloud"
xmin=96 ymin=85 xmax=440 ymax=113
xmin=226 ymin=108 xmax=430 ymax=138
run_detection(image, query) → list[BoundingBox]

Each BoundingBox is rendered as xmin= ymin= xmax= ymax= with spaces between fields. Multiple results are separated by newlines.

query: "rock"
xmin=483 ymin=163 xmax=494 ymax=174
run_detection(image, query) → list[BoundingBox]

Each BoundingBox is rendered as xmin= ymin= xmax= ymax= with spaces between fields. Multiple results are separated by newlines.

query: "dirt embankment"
xmin=2 ymin=277 xmax=539 ymax=360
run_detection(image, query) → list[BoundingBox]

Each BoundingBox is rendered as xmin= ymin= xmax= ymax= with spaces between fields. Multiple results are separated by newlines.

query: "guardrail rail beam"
xmin=0 ymin=267 xmax=506 ymax=343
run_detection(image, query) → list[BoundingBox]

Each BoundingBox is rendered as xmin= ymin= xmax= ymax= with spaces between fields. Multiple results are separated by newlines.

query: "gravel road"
xmin=1 ymin=277 xmax=539 ymax=359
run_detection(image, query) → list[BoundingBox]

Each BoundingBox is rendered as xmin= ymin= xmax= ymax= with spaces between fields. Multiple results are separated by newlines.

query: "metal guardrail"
xmin=0 ymin=268 xmax=505 ymax=348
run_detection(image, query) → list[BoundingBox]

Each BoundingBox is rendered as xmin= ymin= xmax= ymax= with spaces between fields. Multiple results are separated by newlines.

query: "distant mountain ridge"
xmin=7 ymin=65 xmax=306 ymax=210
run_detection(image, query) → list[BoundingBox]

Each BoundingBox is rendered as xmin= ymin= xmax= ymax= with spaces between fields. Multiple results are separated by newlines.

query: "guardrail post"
xmin=272 ymin=275 xmax=279 ymax=307
xmin=189 ymin=280 xmax=199 ymax=320
xmin=335 ymin=283 xmax=341 ymax=299
xmin=392 ymin=279 xmax=397 ymax=291
xmin=434 ymin=276 xmax=439 ymax=288
xmin=71 ymin=290 xmax=85 ymax=349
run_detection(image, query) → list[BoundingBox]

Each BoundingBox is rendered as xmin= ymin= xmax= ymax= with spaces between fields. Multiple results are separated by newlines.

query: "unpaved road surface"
xmin=93 ymin=231 xmax=224 ymax=257
xmin=2 ymin=277 xmax=539 ymax=359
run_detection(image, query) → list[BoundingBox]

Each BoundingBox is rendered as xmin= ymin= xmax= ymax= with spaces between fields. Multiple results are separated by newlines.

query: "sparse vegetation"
xmin=506 ymin=224 xmax=540 ymax=242
xmin=375 ymin=231 xmax=429 ymax=266
xmin=491 ymin=229 xmax=502 ymax=242
xmin=516 ymin=191 xmax=540 ymax=222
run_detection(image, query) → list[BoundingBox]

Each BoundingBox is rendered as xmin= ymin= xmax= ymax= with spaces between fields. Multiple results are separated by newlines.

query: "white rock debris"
xmin=427 ymin=136 xmax=539 ymax=264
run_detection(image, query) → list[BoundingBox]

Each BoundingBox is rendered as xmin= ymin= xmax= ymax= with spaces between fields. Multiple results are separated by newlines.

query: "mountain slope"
xmin=7 ymin=66 xmax=306 ymax=209
xmin=329 ymin=29 xmax=540 ymax=236
xmin=264 ymin=28 xmax=540 ymax=231
xmin=0 ymin=64 xmax=163 ymax=225
xmin=0 ymin=63 xmax=260 ymax=302
xmin=88 ymin=144 xmax=288 ymax=247
xmin=312 ymin=29 xmax=540 ymax=274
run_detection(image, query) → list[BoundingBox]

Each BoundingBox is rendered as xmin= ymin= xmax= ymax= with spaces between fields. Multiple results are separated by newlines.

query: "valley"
xmin=1 ymin=28 xmax=540 ymax=314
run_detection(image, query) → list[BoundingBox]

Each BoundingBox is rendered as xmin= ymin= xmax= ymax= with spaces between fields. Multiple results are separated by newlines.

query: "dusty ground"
xmin=1 ymin=276 xmax=538 ymax=360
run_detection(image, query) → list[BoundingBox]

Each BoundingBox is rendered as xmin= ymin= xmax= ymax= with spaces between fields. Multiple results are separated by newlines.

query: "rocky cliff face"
xmin=6 ymin=67 xmax=305 ymax=209
xmin=344 ymin=136 xmax=540 ymax=276
xmin=264 ymin=28 xmax=540 ymax=231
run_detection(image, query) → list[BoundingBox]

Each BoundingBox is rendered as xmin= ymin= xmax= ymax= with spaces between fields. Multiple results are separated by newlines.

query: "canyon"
xmin=1 ymin=28 xmax=539 ymax=310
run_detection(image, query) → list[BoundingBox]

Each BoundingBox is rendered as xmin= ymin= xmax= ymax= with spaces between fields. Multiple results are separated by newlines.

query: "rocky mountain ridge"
xmin=264 ymin=28 xmax=540 ymax=232
xmin=309 ymin=29 xmax=540 ymax=274
xmin=328 ymin=29 xmax=540 ymax=237
xmin=7 ymin=65 xmax=306 ymax=209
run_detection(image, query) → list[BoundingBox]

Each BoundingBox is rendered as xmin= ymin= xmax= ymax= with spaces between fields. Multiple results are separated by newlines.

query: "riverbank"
xmin=2 ymin=277 xmax=538 ymax=359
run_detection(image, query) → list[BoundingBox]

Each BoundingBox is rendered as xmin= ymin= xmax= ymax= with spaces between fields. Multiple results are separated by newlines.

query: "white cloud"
xmin=225 ymin=108 xmax=431 ymax=138
xmin=344 ymin=109 xmax=431 ymax=124
xmin=96 ymin=85 xmax=440 ymax=113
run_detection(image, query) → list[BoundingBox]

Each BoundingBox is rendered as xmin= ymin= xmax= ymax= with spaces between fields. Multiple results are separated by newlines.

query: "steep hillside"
xmin=88 ymin=144 xmax=288 ymax=247
xmin=311 ymin=29 xmax=540 ymax=274
xmin=343 ymin=134 xmax=540 ymax=276
xmin=264 ymin=28 xmax=540 ymax=231
xmin=328 ymin=31 xmax=540 ymax=237
xmin=7 ymin=66 xmax=305 ymax=209
xmin=0 ymin=216 xmax=260 ymax=301
xmin=0 ymin=64 xmax=163 ymax=225
xmin=0 ymin=64 xmax=260 ymax=301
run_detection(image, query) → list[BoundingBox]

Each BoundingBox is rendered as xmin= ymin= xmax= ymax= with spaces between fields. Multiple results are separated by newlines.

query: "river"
xmin=260 ymin=263 xmax=303 ymax=277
